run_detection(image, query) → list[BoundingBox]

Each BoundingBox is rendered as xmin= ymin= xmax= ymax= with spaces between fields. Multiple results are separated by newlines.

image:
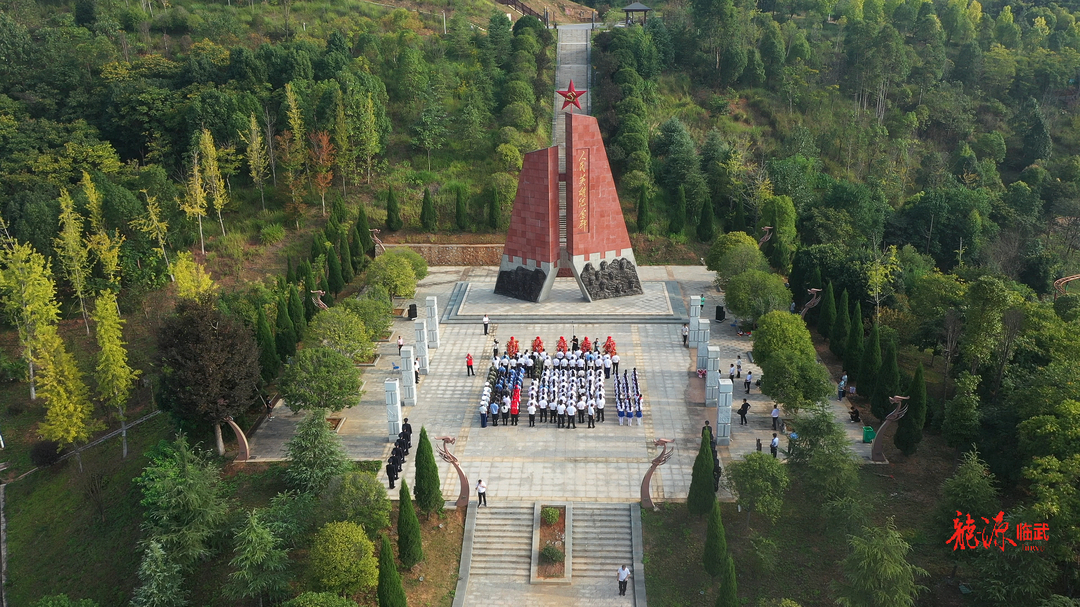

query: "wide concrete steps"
xmin=469 ymin=504 xmax=534 ymax=579
xmin=572 ymin=503 xmax=634 ymax=578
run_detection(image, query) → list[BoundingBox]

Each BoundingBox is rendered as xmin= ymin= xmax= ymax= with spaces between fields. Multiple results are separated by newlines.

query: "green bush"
xmin=540 ymin=543 xmax=564 ymax=563
xmin=541 ymin=507 xmax=560 ymax=526
xmin=281 ymin=592 xmax=359 ymax=607
xmin=260 ymin=223 xmax=286 ymax=245
xmin=309 ymin=521 xmax=378 ymax=595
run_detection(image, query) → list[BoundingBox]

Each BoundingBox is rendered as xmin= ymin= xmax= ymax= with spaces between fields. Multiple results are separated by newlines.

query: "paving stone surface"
xmin=459 ymin=279 xmax=672 ymax=316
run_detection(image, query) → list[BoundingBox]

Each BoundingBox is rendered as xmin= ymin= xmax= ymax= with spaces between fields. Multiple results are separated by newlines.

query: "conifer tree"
xmin=697 ymin=199 xmax=715 ymax=242
xmin=834 ymin=518 xmax=926 ymax=607
xmin=130 ymin=192 xmax=173 ymax=281
xmin=386 ymin=188 xmax=403 ymax=231
xmin=302 ymin=263 xmax=318 ymax=321
xmin=894 ymin=364 xmax=927 ymax=455
xmin=397 ymin=480 xmax=423 ymax=569
xmin=413 ymin=427 xmax=444 ymax=514
xmin=311 ymin=235 xmax=325 ymax=264
xmin=830 ymin=289 xmax=850 ymax=358
xmin=319 ymin=274 xmax=334 ymax=306
xmin=131 ymin=540 xmax=188 ymax=607
xmin=0 ymin=241 xmax=61 ymax=401
xmin=288 ymin=284 xmax=306 ymax=336
xmin=702 ymin=498 xmax=727 ymax=576
xmin=256 ymin=307 xmax=279 ymax=384
xmin=54 ymin=189 xmax=92 ymax=333
xmin=637 ymin=186 xmax=650 ymax=233
xmin=284 ymin=408 xmax=350 ymax=494
xmin=36 ymin=325 xmax=101 ymax=470
xmin=687 ymin=433 xmax=717 ymax=516
xmin=817 ymin=282 xmax=835 ymax=339
xmin=199 ymin=128 xmax=229 ymax=237
xmin=327 ymin=245 xmax=345 ymax=294
xmin=420 ymin=187 xmax=436 ymax=232
xmin=487 ymin=185 xmax=500 ymax=230
xmin=356 ymin=206 xmax=374 ymax=258
xmin=715 ymin=555 xmax=738 ymax=607
xmin=92 ymin=289 xmax=141 ymax=459
xmin=871 ymin=340 xmax=900 ymax=421
xmin=286 ymin=257 xmax=295 ymax=284
xmin=455 ymin=186 xmax=468 ymax=230
xmin=858 ymin=322 xmax=881 ymax=398
xmin=809 ymin=267 xmax=822 ymax=290
xmin=731 ymin=198 xmax=747 ymax=234
xmin=275 ymin=296 xmax=297 ymax=362
xmin=224 ymin=509 xmax=291 ymax=605
xmin=669 ymin=185 xmax=687 ymax=234
xmin=82 ymin=173 xmax=124 ymax=293
xmin=242 ymin=112 xmax=270 ymax=212
xmin=339 ymin=239 xmax=354 ymax=284
xmin=181 ymin=152 xmax=208 ymax=255
xmin=377 ymin=534 xmax=408 ymax=607
xmin=843 ymin=301 xmax=864 ymax=382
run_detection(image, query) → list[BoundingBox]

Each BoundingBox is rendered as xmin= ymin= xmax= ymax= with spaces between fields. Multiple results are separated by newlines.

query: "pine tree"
xmin=687 ymin=433 xmax=717 ymax=516
xmin=54 ymin=189 xmax=92 ymax=333
xmin=224 ymin=509 xmax=291 ymax=605
xmin=310 ymin=235 xmax=325 ymax=264
xmin=199 ymin=128 xmax=229 ymax=237
xmin=327 ymin=244 xmax=345 ymax=294
xmin=275 ymin=296 xmax=297 ymax=362
xmin=487 ymin=185 xmax=500 ymax=230
xmin=817 ymin=282 xmax=835 ymax=339
xmin=894 ymin=364 xmax=927 ymax=455
xmin=420 ymin=187 xmax=436 ymax=232
xmin=858 ymin=322 xmax=882 ymax=398
xmin=92 ymin=290 xmax=141 ymax=459
xmin=386 ymin=188 xmax=403 ymax=231
xmin=455 ymin=186 xmax=468 ymax=230
xmin=697 ymin=199 xmax=716 ymax=242
xmin=830 ymin=289 xmax=849 ymax=358
xmin=810 ymin=267 xmax=822 ymax=290
xmin=180 ymin=152 xmax=208 ymax=255
xmin=302 ymin=263 xmax=318 ymax=321
xmin=284 ymin=408 xmax=350 ymax=493
xmin=702 ymin=498 xmax=727 ymax=576
xmin=130 ymin=192 xmax=174 ymax=281
xmin=843 ymin=301 xmax=864 ymax=382
xmin=731 ymin=198 xmax=747 ymax=234
xmin=286 ymin=256 xmax=296 ymax=284
xmin=242 ymin=112 xmax=270 ymax=212
xmin=397 ymin=480 xmax=423 ymax=568
xmin=288 ymin=284 xmax=306 ymax=336
xmin=131 ymin=541 xmax=188 ymax=607
xmin=834 ymin=518 xmax=926 ymax=607
xmin=413 ymin=427 xmax=444 ymax=514
xmin=256 ymin=307 xmax=279 ymax=384
xmin=36 ymin=325 xmax=102 ymax=470
xmin=714 ymin=555 xmax=738 ymax=607
xmin=356 ymin=206 xmax=374 ymax=258
xmin=339 ymin=238 xmax=354 ymax=284
xmin=637 ymin=185 xmax=650 ymax=233
xmin=871 ymin=340 xmax=900 ymax=421
xmin=319 ymin=274 xmax=334 ymax=306
xmin=377 ymin=534 xmax=408 ymax=607
xmin=0 ymin=242 xmax=61 ymax=401
xmin=669 ymin=185 xmax=687 ymax=234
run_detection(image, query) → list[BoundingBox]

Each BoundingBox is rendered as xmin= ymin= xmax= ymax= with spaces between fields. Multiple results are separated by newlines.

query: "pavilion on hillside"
xmin=622 ymin=2 xmax=652 ymax=25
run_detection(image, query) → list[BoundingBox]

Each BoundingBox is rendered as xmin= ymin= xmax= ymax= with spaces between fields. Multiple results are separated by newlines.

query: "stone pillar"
xmin=700 ymin=318 xmax=710 ymax=346
xmin=688 ymin=317 xmax=701 ymax=349
xmin=385 ymin=378 xmax=402 ymax=441
xmin=414 ymin=319 xmax=429 ymax=376
xmin=696 ymin=320 xmax=711 ymax=371
xmin=690 ymin=299 xmax=701 ymax=319
xmin=425 ymin=296 xmax=441 ymax=349
xmin=716 ymin=378 xmax=733 ymax=446
xmin=400 ymin=345 xmax=416 ymax=407
xmin=705 ymin=345 xmax=721 ymax=407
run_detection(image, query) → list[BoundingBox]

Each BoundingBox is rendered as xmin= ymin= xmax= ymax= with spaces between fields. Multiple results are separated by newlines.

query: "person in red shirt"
xmin=510 ymin=387 xmax=521 ymax=426
xmin=466 ymin=353 xmax=474 ymax=376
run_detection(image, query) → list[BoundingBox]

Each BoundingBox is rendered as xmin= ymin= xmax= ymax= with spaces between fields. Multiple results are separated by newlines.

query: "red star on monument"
xmin=557 ymin=80 xmax=587 ymax=111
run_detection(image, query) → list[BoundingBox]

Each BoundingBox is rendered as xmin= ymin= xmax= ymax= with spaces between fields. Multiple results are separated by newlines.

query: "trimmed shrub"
xmin=541 ymin=507 xmax=560 ymax=525
xmin=540 ymin=544 xmax=565 ymax=563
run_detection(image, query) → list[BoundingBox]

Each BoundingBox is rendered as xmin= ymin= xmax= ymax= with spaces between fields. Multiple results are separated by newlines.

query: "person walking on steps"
xmin=617 ymin=565 xmax=632 ymax=596
xmin=483 ymin=314 xmax=489 ymax=335
xmin=466 ymin=353 xmax=475 ymax=376
xmin=476 ymin=479 xmax=487 ymax=506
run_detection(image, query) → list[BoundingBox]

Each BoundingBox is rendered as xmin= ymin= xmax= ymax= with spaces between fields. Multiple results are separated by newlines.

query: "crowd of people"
xmin=475 ymin=336 xmax=644 ymax=430
xmin=385 ymin=418 xmax=413 ymax=489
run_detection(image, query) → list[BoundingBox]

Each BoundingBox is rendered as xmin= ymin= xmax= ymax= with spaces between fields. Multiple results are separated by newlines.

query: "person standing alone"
xmin=617 ymin=565 xmax=631 ymax=596
xmin=682 ymin=324 xmax=689 ymax=347
xmin=771 ymin=405 xmax=780 ymax=430
xmin=738 ymin=399 xmax=750 ymax=425
xmin=476 ymin=479 xmax=487 ymax=506
xmin=397 ymin=335 xmax=404 ymax=355
xmin=770 ymin=433 xmax=780 ymax=458
xmin=483 ymin=314 xmax=490 ymax=335
xmin=466 ymin=353 xmax=474 ymax=376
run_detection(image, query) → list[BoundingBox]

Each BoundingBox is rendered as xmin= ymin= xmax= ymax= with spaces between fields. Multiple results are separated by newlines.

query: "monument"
xmin=495 ymin=110 xmax=643 ymax=302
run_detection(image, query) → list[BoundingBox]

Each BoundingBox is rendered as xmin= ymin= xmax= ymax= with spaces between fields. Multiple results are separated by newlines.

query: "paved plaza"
xmin=457 ymin=279 xmax=673 ymax=317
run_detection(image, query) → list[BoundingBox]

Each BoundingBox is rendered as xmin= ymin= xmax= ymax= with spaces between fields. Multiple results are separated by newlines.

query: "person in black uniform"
xmin=392 ymin=444 xmax=405 ymax=466
xmin=571 ymin=335 xmax=579 ymax=352
xmin=398 ymin=431 xmax=410 ymax=455
xmin=396 ymin=436 xmax=409 ymax=459
xmin=387 ymin=455 xmax=399 ymax=489
xmin=402 ymin=418 xmax=413 ymax=444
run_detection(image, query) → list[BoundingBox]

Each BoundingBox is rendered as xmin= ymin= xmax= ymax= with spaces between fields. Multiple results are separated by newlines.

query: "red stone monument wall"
xmin=494 ymin=146 xmax=561 ymax=301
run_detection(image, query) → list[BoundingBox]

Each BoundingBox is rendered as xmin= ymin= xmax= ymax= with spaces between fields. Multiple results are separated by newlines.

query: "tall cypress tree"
xmin=339 ymin=237 xmax=354 ymax=284
xmin=817 ymin=282 xmax=836 ymax=338
xmin=319 ymin=273 xmax=334 ymax=306
xmin=420 ymin=187 xmax=436 ymax=232
xmin=356 ymin=205 xmax=374 ymax=257
xmin=376 ymin=533 xmax=408 ymax=607
xmin=858 ymin=322 xmax=881 ymax=397
xmin=830 ymin=289 xmax=850 ymax=358
xmin=894 ymin=364 xmax=927 ymax=455
xmin=844 ymin=301 xmax=864 ymax=381
xmin=288 ymin=284 xmax=306 ymax=336
xmin=687 ymin=433 xmax=716 ymax=516
xmin=487 ymin=185 xmax=500 ymax=230
xmin=714 ymin=555 xmax=738 ymax=607
xmin=455 ymin=186 xmax=468 ymax=230
xmin=702 ymin=499 xmax=727 ymax=577
xmin=810 ymin=267 xmax=822 ymax=290
xmin=327 ymin=244 xmax=345 ymax=294
xmin=275 ymin=296 xmax=297 ymax=361
xmin=731 ymin=198 xmax=747 ymax=234
xmin=413 ymin=427 xmax=443 ymax=514
xmin=286 ymin=256 xmax=295 ymax=284
xmin=637 ymin=185 xmax=650 ymax=233
xmin=397 ymin=480 xmax=423 ymax=568
xmin=386 ymin=188 xmax=403 ymax=231
xmin=697 ymin=199 xmax=716 ymax=242
xmin=871 ymin=340 xmax=900 ymax=421
xmin=669 ymin=185 xmax=687 ymax=234
xmin=310 ymin=235 xmax=324 ymax=264
xmin=256 ymin=307 xmax=279 ymax=383
xmin=302 ymin=262 xmax=317 ymax=321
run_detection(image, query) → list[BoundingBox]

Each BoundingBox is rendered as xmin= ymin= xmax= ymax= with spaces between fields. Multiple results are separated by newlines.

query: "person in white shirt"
xmin=617 ymin=565 xmax=631 ymax=596
xmin=770 ymin=433 xmax=780 ymax=458
xmin=596 ymin=394 xmax=605 ymax=423
xmin=557 ymin=402 xmax=567 ymax=428
xmin=483 ymin=315 xmax=490 ymax=335
xmin=565 ymin=403 xmax=577 ymax=429
xmin=603 ymin=354 xmax=613 ymax=379
xmin=612 ymin=353 xmax=620 ymax=375
xmin=527 ymin=401 xmax=536 ymax=426
xmin=397 ymin=335 xmax=404 ymax=354
xmin=587 ymin=402 xmax=596 ymax=428
xmin=476 ymin=479 xmax=487 ymax=506
xmin=548 ymin=398 xmax=558 ymax=424
xmin=538 ymin=397 xmax=548 ymax=423
xmin=771 ymin=405 xmax=781 ymax=430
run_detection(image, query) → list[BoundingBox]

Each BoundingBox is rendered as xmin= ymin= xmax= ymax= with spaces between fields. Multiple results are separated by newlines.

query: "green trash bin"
xmin=863 ymin=426 xmax=876 ymax=443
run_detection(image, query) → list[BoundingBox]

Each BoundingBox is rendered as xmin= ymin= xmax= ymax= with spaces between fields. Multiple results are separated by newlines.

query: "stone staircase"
xmin=571 ymin=503 xmax=634 ymax=578
xmin=468 ymin=504 xmax=534 ymax=580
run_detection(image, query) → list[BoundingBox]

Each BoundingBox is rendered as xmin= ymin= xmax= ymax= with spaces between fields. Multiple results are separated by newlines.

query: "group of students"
xmin=385 ymin=418 xmax=413 ymax=489
xmin=476 ymin=346 xmax=644 ymax=429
